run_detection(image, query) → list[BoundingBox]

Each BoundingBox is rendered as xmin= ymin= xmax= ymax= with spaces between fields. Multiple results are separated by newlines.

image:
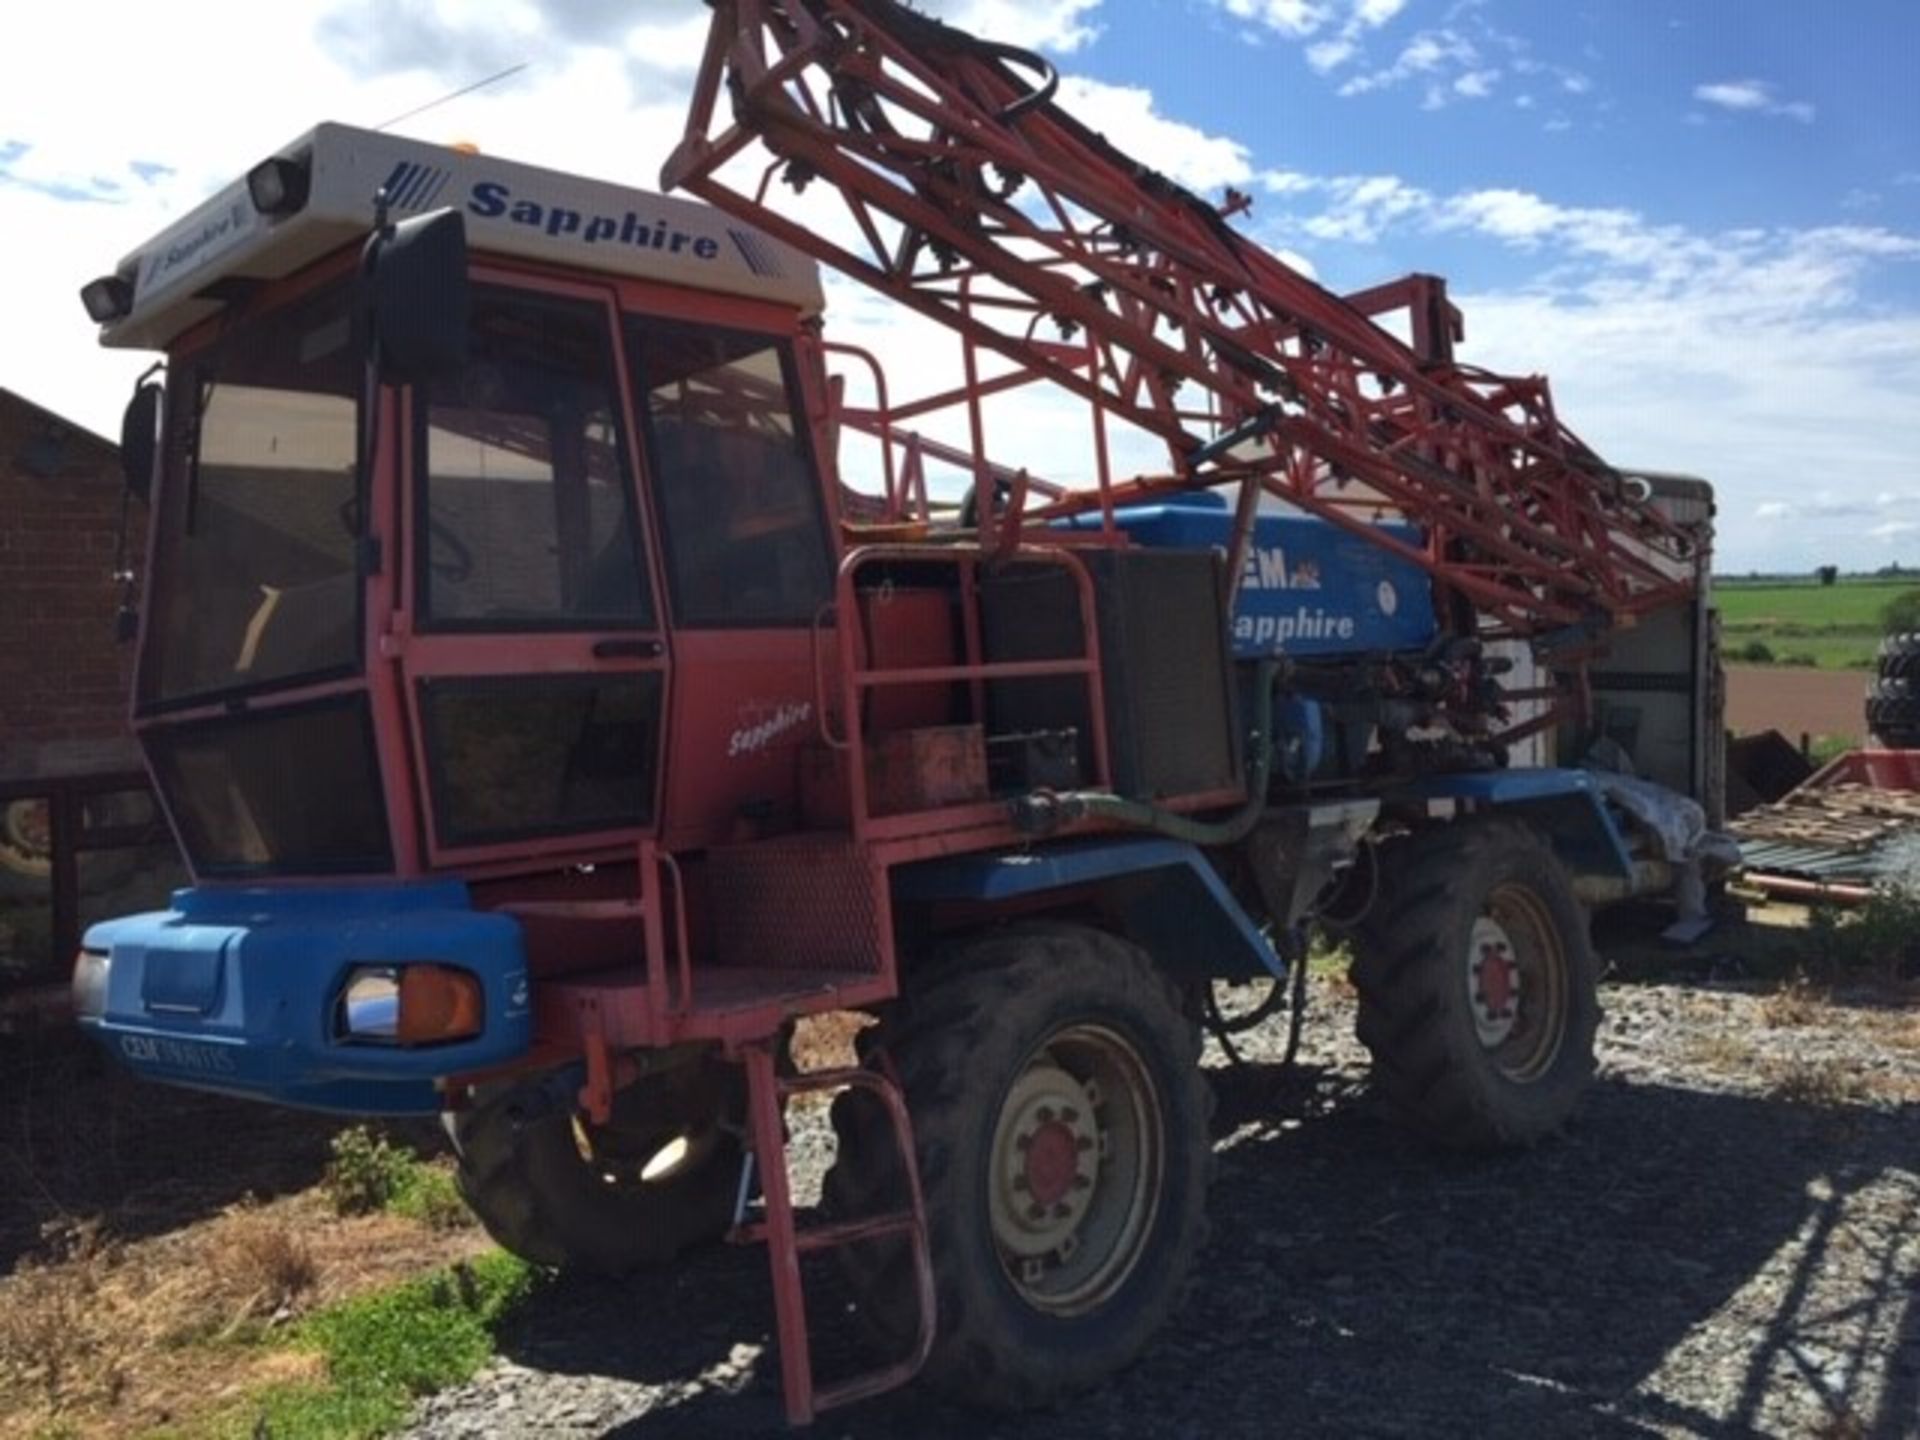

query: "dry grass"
xmin=1765 ymin=1057 xmax=1877 ymax=1109
xmin=0 ymin=1189 xmax=488 ymax=1439
xmin=1685 ymin=1029 xmax=1758 ymax=1072
xmin=0 ymin=1218 xmax=131 ymax=1415
xmin=1759 ymin=977 xmax=1823 ymax=1028
xmin=218 ymin=1209 xmax=320 ymax=1321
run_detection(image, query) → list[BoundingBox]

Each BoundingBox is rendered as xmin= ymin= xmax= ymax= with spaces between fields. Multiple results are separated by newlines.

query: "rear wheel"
xmin=1350 ymin=818 xmax=1598 ymax=1150
xmin=826 ymin=925 xmax=1212 ymax=1409
xmin=450 ymin=1054 xmax=743 ymax=1275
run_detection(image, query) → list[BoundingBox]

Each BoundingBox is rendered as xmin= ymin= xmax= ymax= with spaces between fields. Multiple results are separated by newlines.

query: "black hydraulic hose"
xmin=1010 ymin=658 xmax=1279 ymax=844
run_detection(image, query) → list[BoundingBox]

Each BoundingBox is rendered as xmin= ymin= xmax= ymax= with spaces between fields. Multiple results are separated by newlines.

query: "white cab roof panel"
xmin=100 ymin=122 xmax=823 ymax=350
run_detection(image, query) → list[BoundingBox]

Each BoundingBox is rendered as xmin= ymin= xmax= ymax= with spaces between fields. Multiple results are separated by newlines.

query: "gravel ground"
xmin=405 ymin=976 xmax=1920 ymax=1440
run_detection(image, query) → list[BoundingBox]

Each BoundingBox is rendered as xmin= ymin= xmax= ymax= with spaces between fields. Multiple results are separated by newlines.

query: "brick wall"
xmin=0 ymin=388 xmax=143 ymax=778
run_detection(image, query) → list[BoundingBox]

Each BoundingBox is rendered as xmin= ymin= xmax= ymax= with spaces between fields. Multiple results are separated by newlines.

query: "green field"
xmin=1715 ymin=577 xmax=1917 ymax=669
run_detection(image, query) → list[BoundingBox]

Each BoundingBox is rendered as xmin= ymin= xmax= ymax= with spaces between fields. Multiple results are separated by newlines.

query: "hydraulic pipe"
xmin=1010 ymin=659 xmax=1279 ymax=844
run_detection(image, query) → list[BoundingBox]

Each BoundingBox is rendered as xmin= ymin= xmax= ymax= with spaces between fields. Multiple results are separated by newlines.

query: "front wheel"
xmin=826 ymin=924 xmax=1212 ymax=1409
xmin=449 ymin=1054 xmax=744 ymax=1275
xmin=1349 ymin=818 xmax=1598 ymax=1150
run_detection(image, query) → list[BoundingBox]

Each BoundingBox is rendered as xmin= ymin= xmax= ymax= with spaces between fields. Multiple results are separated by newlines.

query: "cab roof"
xmin=96 ymin=122 xmax=824 ymax=351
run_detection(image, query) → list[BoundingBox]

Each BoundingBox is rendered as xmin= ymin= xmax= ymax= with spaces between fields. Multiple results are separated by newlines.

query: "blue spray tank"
xmin=1085 ymin=492 xmax=1439 ymax=658
xmin=1066 ymin=494 xmax=1443 ymax=785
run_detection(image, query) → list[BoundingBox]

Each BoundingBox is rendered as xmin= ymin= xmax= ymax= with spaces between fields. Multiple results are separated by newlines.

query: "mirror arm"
xmin=353 ymin=183 xmax=396 ymax=564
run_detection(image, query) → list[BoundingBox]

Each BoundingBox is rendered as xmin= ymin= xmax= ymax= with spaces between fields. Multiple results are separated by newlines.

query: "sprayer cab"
xmin=72 ymin=125 xmax=868 ymax=1107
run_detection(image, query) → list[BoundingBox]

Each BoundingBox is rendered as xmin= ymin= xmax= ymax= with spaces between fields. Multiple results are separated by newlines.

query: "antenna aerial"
xmin=375 ymin=62 xmax=529 ymax=132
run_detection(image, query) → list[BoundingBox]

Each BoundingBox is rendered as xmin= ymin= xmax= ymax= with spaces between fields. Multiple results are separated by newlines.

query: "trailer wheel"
xmin=1349 ymin=818 xmax=1597 ymax=1150
xmin=450 ymin=1056 xmax=743 ymax=1275
xmin=1878 ymin=632 xmax=1920 ymax=683
xmin=825 ymin=925 xmax=1212 ymax=1409
xmin=1866 ymin=675 xmax=1920 ymax=747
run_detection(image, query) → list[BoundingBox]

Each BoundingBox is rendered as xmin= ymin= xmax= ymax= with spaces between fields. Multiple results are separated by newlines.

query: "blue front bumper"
xmin=79 ymin=881 xmax=532 ymax=1114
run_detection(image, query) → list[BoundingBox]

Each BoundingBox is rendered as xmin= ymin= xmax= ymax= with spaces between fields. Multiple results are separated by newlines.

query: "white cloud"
xmin=1339 ymin=30 xmax=1475 ymax=95
xmin=1221 ymin=0 xmax=1334 ymax=37
xmin=1312 ymin=175 xmax=1432 ymax=242
xmin=1210 ymin=0 xmax=1592 ymax=108
xmin=1054 ymin=77 xmax=1255 ymax=192
xmin=934 ymin=0 xmax=1104 ymax=52
xmin=1753 ymin=493 xmax=1885 ymax=522
xmin=1694 ymin=78 xmax=1816 ymax=123
xmin=1306 ymin=38 xmax=1358 ymax=72
xmin=1695 ymin=80 xmax=1770 ymax=111
xmin=1211 ymin=0 xmax=1415 ymax=80
xmin=1353 ymin=0 xmax=1407 ymax=26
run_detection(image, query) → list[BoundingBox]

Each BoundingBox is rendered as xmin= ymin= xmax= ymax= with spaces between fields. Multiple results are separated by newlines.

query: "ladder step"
xmin=797 ymin=1210 xmax=919 ymax=1253
xmin=739 ymin=1044 xmax=935 ymax=1424
xmin=737 ymin=1209 xmax=919 ymax=1253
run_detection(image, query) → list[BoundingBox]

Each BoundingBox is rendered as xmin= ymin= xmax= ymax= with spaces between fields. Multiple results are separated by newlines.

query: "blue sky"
xmin=2 ymin=0 xmax=1916 ymax=573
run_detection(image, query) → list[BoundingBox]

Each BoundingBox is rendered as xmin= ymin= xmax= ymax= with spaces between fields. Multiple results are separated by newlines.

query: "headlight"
xmin=339 ymin=967 xmax=400 ymax=1040
xmin=337 ymin=964 xmax=482 ymax=1046
xmin=71 ymin=949 xmax=111 ymax=1020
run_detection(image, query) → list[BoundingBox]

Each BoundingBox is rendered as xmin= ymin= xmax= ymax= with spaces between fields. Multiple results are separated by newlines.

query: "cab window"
xmin=626 ymin=319 xmax=833 ymax=627
xmin=419 ymin=288 xmax=652 ymax=629
xmin=142 ymin=282 xmax=359 ymax=708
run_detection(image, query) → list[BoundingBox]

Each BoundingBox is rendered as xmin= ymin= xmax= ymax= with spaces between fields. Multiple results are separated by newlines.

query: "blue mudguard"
xmin=894 ymin=835 xmax=1282 ymax=981
xmin=78 ymin=881 xmax=531 ymax=1114
xmin=1396 ymin=767 xmax=1637 ymax=879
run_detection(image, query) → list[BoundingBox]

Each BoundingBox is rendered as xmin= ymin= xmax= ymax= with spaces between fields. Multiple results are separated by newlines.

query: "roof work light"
xmin=246 ymin=154 xmax=312 ymax=217
xmin=80 ymin=274 xmax=134 ymax=323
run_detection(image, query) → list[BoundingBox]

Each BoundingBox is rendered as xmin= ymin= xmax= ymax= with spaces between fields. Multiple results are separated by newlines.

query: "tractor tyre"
xmin=449 ymin=1055 xmax=744 ymax=1275
xmin=1877 ymin=632 xmax=1920 ymax=683
xmin=1867 ymin=676 xmax=1920 ymax=747
xmin=823 ymin=924 xmax=1213 ymax=1410
xmin=1349 ymin=817 xmax=1598 ymax=1151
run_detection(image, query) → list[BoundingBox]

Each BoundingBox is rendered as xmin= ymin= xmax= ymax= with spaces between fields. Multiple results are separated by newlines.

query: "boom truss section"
xmin=666 ymin=0 xmax=1699 ymax=641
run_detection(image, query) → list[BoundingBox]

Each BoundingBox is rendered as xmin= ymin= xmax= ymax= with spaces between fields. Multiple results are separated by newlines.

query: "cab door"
xmin=622 ymin=313 xmax=838 ymax=847
xmin=398 ymin=279 xmax=669 ymax=872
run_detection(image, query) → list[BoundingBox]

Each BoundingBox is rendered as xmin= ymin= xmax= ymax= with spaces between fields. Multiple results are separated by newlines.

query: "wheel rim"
xmin=988 ymin=1024 xmax=1164 ymax=1317
xmin=0 ymin=799 xmax=52 ymax=878
xmin=1466 ymin=883 xmax=1567 ymax=1082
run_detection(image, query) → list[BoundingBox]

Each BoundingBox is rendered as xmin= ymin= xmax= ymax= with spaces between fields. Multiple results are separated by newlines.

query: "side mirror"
xmin=119 ymin=380 xmax=162 ymax=503
xmin=365 ymin=208 xmax=470 ymax=386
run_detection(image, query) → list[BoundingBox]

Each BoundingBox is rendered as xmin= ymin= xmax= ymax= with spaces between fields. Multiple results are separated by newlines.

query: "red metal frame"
xmin=665 ymin=0 xmax=1702 ymax=646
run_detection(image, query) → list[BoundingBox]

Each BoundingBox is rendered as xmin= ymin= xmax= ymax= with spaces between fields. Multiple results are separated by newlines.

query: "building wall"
xmin=0 ymin=389 xmax=181 ymax=1003
xmin=0 ymin=389 xmax=142 ymax=779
